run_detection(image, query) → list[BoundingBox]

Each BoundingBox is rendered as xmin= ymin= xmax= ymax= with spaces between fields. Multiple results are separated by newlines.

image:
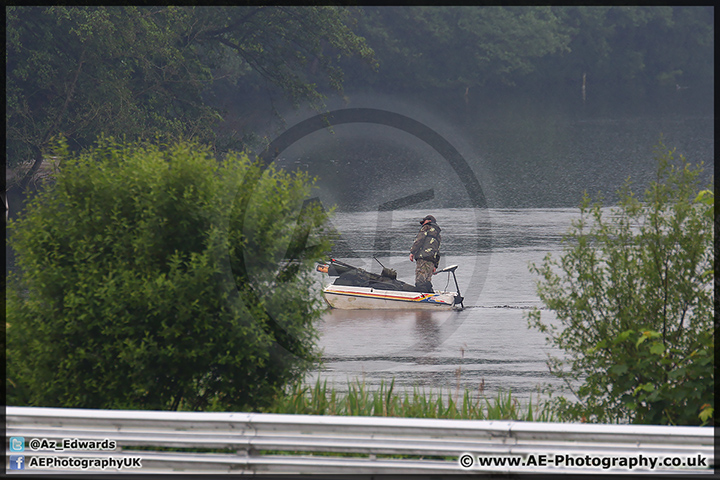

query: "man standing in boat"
xmin=409 ymin=215 xmax=441 ymax=293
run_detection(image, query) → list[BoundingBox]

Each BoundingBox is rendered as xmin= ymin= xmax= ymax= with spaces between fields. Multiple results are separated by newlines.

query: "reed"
xmin=264 ymin=377 xmax=557 ymax=422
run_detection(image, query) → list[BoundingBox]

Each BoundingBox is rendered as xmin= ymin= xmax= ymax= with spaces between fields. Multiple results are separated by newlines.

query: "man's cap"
xmin=420 ymin=215 xmax=437 ymax=224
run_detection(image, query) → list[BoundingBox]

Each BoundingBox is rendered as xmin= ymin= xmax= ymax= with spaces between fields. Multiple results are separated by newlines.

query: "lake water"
xmin=268 ymin=89 xmax=713 ymax=407
xmin=306 ymin=207 xmax=577 ymax=405
xmin=5 ymin=85 xmax=712 ymax=409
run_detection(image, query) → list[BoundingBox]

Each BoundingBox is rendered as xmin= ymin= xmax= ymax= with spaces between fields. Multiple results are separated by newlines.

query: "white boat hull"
xmin=323 ymin=284 xmax=459 ymax=310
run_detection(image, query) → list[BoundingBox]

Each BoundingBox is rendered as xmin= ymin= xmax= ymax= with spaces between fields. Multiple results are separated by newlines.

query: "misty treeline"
xmin=7 ymin=6 xmax=713 ymax=189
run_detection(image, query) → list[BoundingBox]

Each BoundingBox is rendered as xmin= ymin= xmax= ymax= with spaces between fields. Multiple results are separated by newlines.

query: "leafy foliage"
xmin=7 ymin=6 xmax=712 ymax=189
xmin=6 ymin=7 xmax=216 ymax=175
xmin=5 ymin=6 xmax=375 ymax=187
xmin=345 ymin=6 xmax=713 ymax=96
xmin=354 ymin=6 xmax=571 ymax=90
xmin=545 ymin=6 xmax=714 ymax=93
xmin=527 ymin=142 xmax=714 ymax=425
xmin=196 ymin=6 xmax=376 ymax=109
xmin=7 ymin=139 xmax=333 ymax=411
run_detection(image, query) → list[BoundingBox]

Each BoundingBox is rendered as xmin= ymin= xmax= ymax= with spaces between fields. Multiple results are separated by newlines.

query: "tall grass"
xmin=263 ymin=377 xmax=557 ymax=422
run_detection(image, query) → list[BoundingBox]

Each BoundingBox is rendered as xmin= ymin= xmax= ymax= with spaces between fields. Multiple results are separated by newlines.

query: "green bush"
xmin=527 ymin=142 xmax=714 ymax=425
xmin=7 ymin=139 xmax=332 ymax=411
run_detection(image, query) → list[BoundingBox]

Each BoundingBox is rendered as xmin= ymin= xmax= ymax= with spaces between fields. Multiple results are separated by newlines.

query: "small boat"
xmin=317 ymin=259 xmax=464 ymax=310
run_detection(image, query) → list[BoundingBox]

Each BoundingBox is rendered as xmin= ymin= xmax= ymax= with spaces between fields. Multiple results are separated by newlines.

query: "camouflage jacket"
xmin=410 ymin=221 xmax=441 ymax=263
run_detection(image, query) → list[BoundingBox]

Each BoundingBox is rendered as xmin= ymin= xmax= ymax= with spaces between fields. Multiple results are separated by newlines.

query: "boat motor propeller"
xmin=434 ymin=264 xmax=464 ymax=309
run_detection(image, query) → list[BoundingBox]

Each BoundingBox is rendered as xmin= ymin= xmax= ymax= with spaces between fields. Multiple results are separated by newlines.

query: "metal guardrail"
xmin=5 ymin=406 xmax=714 ymax=474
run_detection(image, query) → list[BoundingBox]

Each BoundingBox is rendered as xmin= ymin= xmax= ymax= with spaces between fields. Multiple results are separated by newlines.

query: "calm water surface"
xmin=276 ymin=94 xmax=712 ymax=406
xmin=307 ymin=207 xmax=578 ymax=405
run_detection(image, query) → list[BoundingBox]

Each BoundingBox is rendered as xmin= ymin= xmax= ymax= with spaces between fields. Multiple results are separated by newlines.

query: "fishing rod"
xmin=373 ymin=256 xmax=388 ymax=270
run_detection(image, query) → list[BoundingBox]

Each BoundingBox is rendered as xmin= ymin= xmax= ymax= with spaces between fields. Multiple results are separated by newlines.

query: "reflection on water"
xmin=317 ymin=308 xmax=451 ymax=360
xmin=310 ymin=304 xmax=564 ymax=404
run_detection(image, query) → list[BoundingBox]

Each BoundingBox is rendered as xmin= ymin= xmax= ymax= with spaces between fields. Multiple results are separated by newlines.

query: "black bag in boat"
xmin=332 ymin=266 xmax=419 ymax=292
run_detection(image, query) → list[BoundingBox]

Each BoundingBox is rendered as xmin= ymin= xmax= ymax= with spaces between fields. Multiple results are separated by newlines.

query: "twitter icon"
xmin=10 ymin=437 xmax=25 ymax=452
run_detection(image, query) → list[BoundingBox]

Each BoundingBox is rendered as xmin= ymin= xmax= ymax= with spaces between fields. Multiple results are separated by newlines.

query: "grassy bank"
xmin=263 ymin=377 xmax=557 ymax=422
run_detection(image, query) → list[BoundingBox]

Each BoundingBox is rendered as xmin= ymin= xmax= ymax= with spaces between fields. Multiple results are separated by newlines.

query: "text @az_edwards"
xmin=27 ymin=437 xmax=116 ymax=451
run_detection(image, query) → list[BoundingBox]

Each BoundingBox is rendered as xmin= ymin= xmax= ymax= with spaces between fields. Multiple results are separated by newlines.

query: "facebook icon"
xmin=10 ymin=455 xmax=25 ymax=470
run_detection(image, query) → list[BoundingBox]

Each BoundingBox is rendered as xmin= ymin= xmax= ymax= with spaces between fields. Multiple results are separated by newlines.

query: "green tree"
xmin=7 ymin=139 xmax=333 ymax=411
xmin=527 ymin=142 xmax=714 ymax=425
xmin=346 ymin=6 xmax=713 ymax=99
xmin=360 ymin=7 xmax=570 ymax=90
xmin=196 ymin=6 xmax=375 ymax=108
xmin=6 ymin=6 xmax=375 ymax=190
xmin=349 ymin=6 xmax=572 ymax=92
xmin=540 ymin=7 xmax=714 ymax=94
xmin=6 ymin=7 xmax=216 ymax=187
